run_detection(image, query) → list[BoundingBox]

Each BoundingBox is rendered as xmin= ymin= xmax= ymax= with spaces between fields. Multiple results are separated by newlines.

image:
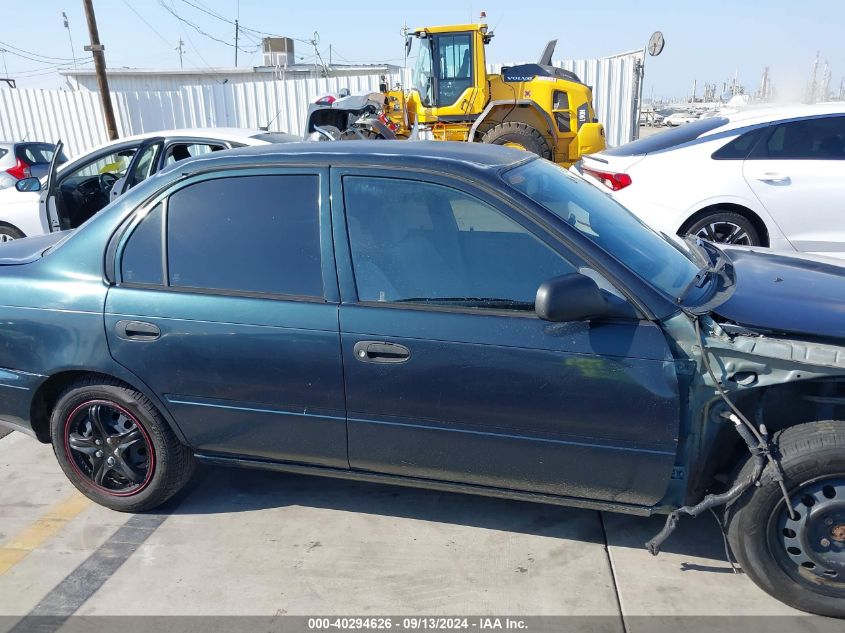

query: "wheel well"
xmin=478 ymin=105 xmax=554 ymax=143
xmin=0 ymin=221 xmax=24 ymax=237
xmin=678 ymin=204 xmax=770 ymax=247
xmin=29 ymin=371 xmax=127 ymax=442
xmin=694 ymin=378 xmax=845 ymax=500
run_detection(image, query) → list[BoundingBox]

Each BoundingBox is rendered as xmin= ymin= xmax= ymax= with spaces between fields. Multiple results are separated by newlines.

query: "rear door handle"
xmin=115 ymin=320 xmax=161 ymax=341
xmin=753 ymin=172 xmax=790 ymax=184
xmin=353 ymin=341 xmax=410 ymax=363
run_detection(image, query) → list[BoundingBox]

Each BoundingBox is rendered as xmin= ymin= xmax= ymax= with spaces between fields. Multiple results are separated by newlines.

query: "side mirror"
xmin=405 ymin=35 xmax=413 ymax=56
xmin=535 ymin=273 xmax=608 ymax=322
xmin=15 ymin=177 xmax=41 ymax=193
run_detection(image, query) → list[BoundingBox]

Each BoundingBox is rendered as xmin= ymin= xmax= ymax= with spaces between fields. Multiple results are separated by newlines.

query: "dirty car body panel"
xmin=0 ymin=141 xmax=844 ymax=519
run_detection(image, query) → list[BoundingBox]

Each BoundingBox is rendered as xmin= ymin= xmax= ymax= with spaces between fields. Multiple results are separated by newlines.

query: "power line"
xmin=11 ymin=59 xmax=94 ymax=79
xmin=176 ymin=0 xmax=313 ymax=46
xmin=159 ymin=1 xmax=256 ymax=53
xmin=162 ymin=0 xmax=229 ymax=77
xmin=121 ymin=0 xmax=174 ymax=49
xmin=0 ymin=44 xmax=79 ymax=67
xmin=0 ymin=41 xmax=76 ymax=63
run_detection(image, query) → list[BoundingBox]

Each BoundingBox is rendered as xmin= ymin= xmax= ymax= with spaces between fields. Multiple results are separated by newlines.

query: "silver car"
xmin=0 ymin=142 xmax=67 ymax=192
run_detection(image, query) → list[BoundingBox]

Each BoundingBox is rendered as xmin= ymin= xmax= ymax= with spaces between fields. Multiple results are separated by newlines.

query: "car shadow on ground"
xmin=162 ymin=463 xmax=736 ymax=571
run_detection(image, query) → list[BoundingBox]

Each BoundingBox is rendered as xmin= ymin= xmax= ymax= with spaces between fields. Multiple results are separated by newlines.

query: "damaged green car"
xmin=0 ymin=143 xmax=843 ymax=616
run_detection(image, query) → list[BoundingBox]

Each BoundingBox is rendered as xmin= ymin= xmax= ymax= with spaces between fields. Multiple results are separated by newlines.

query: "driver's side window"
xmin=68 ymin=147 xmax=138 ymax=180
xmin=344 ymin=176 xmax=578 ymax=308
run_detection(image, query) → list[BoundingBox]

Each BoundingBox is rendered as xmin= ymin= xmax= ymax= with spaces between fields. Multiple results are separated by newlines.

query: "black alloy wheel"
xmin=63 ymin=400 xmax=154 ymax=496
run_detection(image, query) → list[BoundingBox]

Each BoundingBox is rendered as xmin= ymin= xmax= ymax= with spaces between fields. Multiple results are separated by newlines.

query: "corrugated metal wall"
xmin=0 ymin=51 xmax=642 ymax=158
xmin=0 ymin=72 xmax=402 ymax=157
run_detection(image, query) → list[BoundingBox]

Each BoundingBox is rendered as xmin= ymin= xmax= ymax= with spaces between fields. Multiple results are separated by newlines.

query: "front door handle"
xmin=353 ymin=341 xmax=410 ymax=364
xmin=115 ymin=320 xmax=161 ymax=341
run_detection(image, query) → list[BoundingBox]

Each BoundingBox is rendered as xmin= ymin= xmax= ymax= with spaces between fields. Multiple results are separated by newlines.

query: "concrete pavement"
xmin=0 ymin=431 xmax=827 ymax=624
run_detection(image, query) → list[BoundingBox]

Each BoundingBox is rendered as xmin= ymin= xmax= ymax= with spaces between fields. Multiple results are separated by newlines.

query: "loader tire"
xmin=481 ymin=122 xmax=552 ymax=160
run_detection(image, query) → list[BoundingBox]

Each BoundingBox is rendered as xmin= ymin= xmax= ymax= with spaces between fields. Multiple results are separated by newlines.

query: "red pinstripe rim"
xmin=63 ymin=399 xmax=155 ymax=497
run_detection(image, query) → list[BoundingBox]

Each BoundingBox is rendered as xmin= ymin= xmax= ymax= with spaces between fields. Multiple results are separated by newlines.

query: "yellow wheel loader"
xmin=305 ymin=21 xmax=606 ymax=166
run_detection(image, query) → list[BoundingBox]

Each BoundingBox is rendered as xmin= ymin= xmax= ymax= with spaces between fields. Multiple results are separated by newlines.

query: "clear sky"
xmin=2 ymin=0 xmax=843 ymax=101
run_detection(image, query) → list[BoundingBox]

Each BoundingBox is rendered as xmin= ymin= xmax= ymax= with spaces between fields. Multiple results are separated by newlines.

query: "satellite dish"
xmin=648 ymin=31 xmax=665 ymax=57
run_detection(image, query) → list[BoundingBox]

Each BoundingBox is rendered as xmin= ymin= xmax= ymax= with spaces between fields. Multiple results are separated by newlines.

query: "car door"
xmin=332 ymin=169 xmax=680 ymax=507
xmin=105 ymin=168 xmax=348 ymax=466
xmin=43 ymin=141 xmax=141 ymax=231
xmin=743 ymin=115 xmax=845 ymax=258
xmin=111 ymin=137 xmax=165 ymax=200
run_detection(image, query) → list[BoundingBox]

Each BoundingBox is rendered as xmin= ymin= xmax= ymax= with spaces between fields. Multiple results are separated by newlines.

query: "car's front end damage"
xmin=648 ymin=245 xmax=845 ymax=554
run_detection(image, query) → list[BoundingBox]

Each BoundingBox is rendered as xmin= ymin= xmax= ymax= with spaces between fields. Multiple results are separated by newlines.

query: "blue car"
xmin=0 ymin=141 xmax=844 ymax=616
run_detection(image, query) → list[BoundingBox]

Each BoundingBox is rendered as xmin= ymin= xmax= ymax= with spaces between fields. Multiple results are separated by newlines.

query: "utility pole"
xmin=176 ymin=39 xmax=185 ymax=69
xmin=81 ymin=0 xmax=118 ymax=140
xmin=234 ymin=20 xmax=239 ymax=66
xmin=62 ymin=12 xmax=79 ymax=90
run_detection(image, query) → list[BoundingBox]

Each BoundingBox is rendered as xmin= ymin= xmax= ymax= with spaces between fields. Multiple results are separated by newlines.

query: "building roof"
xmin=59 ymin=63 xmax=399 ymax=78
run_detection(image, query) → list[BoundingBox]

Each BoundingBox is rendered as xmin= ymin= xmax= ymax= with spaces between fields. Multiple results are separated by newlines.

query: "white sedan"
xmin=0 ymin=128 xmax=297 ymax=241
xmin=662 ymin=111 xmax=699 ymax=126
xmin=573 ymin=103 xmax=845 ymax=259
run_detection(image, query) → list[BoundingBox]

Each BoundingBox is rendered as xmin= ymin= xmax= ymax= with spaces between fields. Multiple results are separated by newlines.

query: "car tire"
xmin=50 ymin=377 xmax=195 ymax=512
xmin=725 ymin=420 xmax=845 ymax=617
xmin=683 ymin=211 xmax=761 ymax=246
xmin=0 ymin=224 xmax=25 ymax=243
xmin=481 ymin=122 xmax=552 ymax=160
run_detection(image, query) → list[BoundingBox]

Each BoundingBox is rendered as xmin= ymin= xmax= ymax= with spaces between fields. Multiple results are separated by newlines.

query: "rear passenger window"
xmin=121 ymin=203 xmax=164 ymax=285
xmin=758 ymin=116 xmax=845 ymax=160
xmin=166 ymin=175 xmax=323 ymax=297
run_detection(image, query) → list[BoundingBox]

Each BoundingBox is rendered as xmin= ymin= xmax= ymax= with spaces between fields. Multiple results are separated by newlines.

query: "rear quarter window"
xmin=604 ymin=117 xmax=728 ymax=156
xmin=711 ymin=127 xmax=765 ymax=160
xmin=16 ymin=143 xmax=62 ymax=165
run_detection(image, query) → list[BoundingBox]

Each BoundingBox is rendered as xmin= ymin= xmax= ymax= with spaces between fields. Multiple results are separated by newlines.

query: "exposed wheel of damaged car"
xmin=726 ymin=421 xmax=845 ymax=617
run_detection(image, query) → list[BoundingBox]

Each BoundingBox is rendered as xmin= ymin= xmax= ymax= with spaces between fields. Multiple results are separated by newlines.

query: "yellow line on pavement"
xmin=0 ymin=493 xmax=91 ymax=574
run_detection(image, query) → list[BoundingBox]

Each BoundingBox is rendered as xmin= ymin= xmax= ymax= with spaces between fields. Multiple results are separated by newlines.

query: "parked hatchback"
xmin=573 ymin=103 xmax=845 ymax=258
xmin=0 ymin=141 xmax=67 ymax=195
xmin=1 ymin=142 xmax=845 ymax=616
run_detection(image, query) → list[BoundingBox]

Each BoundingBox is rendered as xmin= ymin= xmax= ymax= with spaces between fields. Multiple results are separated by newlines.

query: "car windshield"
xmin=503 ymin=158 xmax=708 ymax=303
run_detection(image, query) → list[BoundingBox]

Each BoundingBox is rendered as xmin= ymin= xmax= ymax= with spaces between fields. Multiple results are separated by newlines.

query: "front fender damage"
xmin=647 ymin=313 xmax=845 ymax=555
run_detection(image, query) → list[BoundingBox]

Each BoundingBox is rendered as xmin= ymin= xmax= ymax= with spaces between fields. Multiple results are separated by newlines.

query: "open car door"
xmin=111 ymin=137 xmax=165 ymax=201
xmin=41 ymin=139 xmax=64 ymax=232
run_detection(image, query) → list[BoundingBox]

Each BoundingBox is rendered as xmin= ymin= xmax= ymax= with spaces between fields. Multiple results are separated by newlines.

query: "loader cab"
xmin=408 ymin=24 xmax=491 ymax=117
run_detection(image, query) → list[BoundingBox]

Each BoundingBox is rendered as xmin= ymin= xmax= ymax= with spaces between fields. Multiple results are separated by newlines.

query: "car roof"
xmin=167 ymin=140 xmax=535 ymax=175
xmin=0 ymin=141 xmax=54 ymax=147
xmin=62 ymin=127 xmax=289 ymax=162
xmin=706 ymin=102 xmax=845 ymax=134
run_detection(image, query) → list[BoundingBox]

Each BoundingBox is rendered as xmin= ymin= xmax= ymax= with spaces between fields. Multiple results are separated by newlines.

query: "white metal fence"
xmin=0 ymin=51 xmax=643 ymax=158
xmin=0 ymin=73 xmax=402 ymax=157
